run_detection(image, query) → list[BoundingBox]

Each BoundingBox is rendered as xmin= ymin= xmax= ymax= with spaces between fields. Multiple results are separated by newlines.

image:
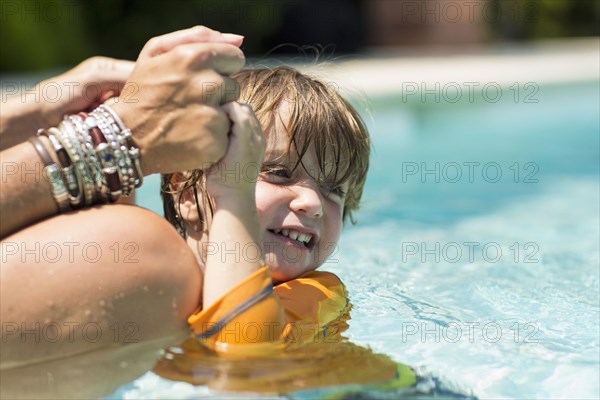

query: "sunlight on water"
xmin=329 ymin=177 xmax=599 ymax=399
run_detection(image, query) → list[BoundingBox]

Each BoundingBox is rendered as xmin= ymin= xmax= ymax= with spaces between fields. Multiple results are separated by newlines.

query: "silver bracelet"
xmin=32 ymin=105 xmax=142 ymax=212
xmin=69 ymin=114 xmax=109 ymax=203
xmin=98 ymin=105 xmax=143 ymax=189
xmin=59 ymin=119 xmax=95 ymax=206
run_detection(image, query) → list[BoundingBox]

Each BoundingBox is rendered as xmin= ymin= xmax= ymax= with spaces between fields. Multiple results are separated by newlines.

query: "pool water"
xmin=120 ymin=81 xmax=599 ymax=399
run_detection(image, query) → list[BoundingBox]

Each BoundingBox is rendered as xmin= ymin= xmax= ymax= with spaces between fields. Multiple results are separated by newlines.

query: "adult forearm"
xmin=0 ymin=140 xmax=58 ymax=238
xmin=0 ymin=97 xmax=48 ymax=151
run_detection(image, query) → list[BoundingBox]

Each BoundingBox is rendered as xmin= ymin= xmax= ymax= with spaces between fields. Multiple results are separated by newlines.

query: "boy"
xmin=161 ymin=66 xmax=370 ymax=352
xmin=154 ymin=66 xmax=418 ymax=393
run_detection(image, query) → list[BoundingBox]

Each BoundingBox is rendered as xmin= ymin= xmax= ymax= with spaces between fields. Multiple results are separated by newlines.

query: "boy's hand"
xmin=206 ymin=102 xmax=266 ymax=200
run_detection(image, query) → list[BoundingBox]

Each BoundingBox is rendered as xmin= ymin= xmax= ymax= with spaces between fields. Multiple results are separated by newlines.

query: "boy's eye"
xmin=322 ymin=184 xmax=347 ymax=199
xmin=261 ymin=165 xmax=292 ymax=181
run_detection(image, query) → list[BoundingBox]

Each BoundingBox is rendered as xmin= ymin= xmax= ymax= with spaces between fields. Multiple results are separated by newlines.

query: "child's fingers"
xmin=221 ymin=102 xmax=261 ymax=134
xmin=220 ymin=102 xmax=265 ymax=158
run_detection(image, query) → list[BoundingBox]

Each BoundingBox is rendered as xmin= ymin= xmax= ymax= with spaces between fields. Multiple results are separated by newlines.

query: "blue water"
xmin=125 ymin=81 xmax=600 ymax=399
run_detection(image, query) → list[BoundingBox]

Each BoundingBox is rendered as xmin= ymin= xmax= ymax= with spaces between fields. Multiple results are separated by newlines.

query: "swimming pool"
xmin=121 ymin=80 xmax=599 ymax=399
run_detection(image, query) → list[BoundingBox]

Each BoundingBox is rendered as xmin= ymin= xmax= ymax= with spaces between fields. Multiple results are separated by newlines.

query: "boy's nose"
xmin=289 ymin=184 xmax=323 ymax=218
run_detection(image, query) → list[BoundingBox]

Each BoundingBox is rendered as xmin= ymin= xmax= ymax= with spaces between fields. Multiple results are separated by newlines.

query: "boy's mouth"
xmin=268 ymin=228 xmax=315 ymax=249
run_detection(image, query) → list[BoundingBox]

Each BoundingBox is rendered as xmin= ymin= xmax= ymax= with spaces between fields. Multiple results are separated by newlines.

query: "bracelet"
xmin=69 ymin=114 xmax=108 ymax=203
xmin=60 ymin=118 xmax=96 ymax=206
xmin=46 ymin=127 xmax=82 ymax=207
xmin=97 ymin=105 xmax=143 ymax=189
xmin=27 ymin=104 xmax=142 ymax=212
xmin=84 ymin=115 xmax=121 ymax=201
xmin=92 ymin=109 xmax=134 ymax=197
xmin=27 ymin=135 xmax=70 ymax=212
xmin=52 ymin=124 xmax=85 ymax=209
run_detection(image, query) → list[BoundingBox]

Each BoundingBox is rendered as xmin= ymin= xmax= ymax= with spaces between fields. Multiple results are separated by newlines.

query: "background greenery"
xmin=1 ymin=0 xmax=599 ymax=72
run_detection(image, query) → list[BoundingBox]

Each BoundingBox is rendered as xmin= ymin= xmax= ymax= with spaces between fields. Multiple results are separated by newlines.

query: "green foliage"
xmin=1 ymin=0 xmax=288 ymax=72
xmin=1 ymin=0 xmax=599 ymax=72
xmin=490 ymin=0 xmax=600 ymax=40
xmin=0 ymin=0 xmax=90 ymax=71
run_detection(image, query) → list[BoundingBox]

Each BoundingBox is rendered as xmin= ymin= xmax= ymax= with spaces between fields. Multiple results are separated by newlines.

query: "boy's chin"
xmin=264 ymin=255 xmax=314 ymax=284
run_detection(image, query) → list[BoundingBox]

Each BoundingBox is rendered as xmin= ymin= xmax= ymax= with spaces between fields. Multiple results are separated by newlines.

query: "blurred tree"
xmin=1 ymin=0 xmax=599 ymax=72
xmin=0 ymin=0 xmax=90 ymax=71
xmin=491 ymin=0 xmax=600 ymax=40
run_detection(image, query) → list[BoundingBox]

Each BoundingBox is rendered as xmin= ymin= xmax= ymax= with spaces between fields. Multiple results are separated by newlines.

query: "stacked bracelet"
xmin=28 ymin=135 xmax=71 ymax=212
xmin=28 ymin=104 xmax=142 ymax=213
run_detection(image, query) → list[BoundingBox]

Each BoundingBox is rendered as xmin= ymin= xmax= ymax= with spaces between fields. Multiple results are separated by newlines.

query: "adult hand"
xmin=109 ymin=26 xmax=246 ymax=175
xmin=41 ymin=56 xmax=135 ymax=122
xmin=0 ymin=57 xmax=133 ymax=150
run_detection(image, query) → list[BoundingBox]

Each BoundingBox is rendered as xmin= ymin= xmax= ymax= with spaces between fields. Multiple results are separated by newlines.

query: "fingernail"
xmin=221 ymin=33 xmax=244 ymax=41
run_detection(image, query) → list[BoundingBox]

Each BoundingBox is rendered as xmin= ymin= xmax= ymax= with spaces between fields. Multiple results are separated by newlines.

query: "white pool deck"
xmin=1 ymin=37 xmax=598 ymax=100
xmin=289 ymin=37 xmax=600 ymax=98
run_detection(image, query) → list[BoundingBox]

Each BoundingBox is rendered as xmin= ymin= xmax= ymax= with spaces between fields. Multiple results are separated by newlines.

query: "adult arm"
xmin=0 ymin=57 xmax=134 ymax=151
xmin=0 ymin=26 xmax=244 ymax=238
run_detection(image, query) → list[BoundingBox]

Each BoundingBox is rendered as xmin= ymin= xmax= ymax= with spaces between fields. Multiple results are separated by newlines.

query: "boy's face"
xmin=256 ymin=107 xmax=348 ymax=283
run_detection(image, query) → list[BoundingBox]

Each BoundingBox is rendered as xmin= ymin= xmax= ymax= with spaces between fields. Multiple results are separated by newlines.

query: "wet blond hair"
xmin=161 ymin=66 xmax=370 ymax=238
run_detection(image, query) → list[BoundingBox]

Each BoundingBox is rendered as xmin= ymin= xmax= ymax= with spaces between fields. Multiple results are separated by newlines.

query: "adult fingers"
xmin=138 ymin=26 xmax=244 ymax=60
xmin=219 ymin=77 xmax=240 ymax=104
xmin=167 ymin=42 xmax=245 ymax=76
xmin=184 ymin=73 xmax=239 ymax=107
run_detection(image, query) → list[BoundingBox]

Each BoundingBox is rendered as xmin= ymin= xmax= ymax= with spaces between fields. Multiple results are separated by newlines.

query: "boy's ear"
xmin=171 ymin=173 xmax=201 ymax=225
xmin=178 ymin=188 xmax=201 ymax=224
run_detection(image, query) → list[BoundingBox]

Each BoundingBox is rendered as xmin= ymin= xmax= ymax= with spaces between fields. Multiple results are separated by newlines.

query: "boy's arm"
xmin=190 ymin=103 xmax=287 ymax=350
xmin=202 ymin=102 xmax=267 ymax=307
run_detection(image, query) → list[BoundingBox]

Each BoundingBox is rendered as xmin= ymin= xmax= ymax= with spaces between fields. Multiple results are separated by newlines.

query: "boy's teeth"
xmin=272 ymin=228 xmax=313 ymax=245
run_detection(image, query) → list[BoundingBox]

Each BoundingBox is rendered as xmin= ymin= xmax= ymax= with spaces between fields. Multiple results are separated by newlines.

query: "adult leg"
xmin=1 ymin=205 xmax=201 ymax=370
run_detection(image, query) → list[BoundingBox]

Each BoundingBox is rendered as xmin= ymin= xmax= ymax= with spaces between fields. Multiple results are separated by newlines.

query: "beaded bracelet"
xmin=98 ymin=105 xmax=143 ymax=189
xmin=92 ymin=109 xmax=133 ymax=197
xmin=69 ymin=114 xmax=107 ymax=203
xmin=27 ymin=104 xmax=142 ymax=212
xmin=84 ymin=114 xmax=122 ymax=201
